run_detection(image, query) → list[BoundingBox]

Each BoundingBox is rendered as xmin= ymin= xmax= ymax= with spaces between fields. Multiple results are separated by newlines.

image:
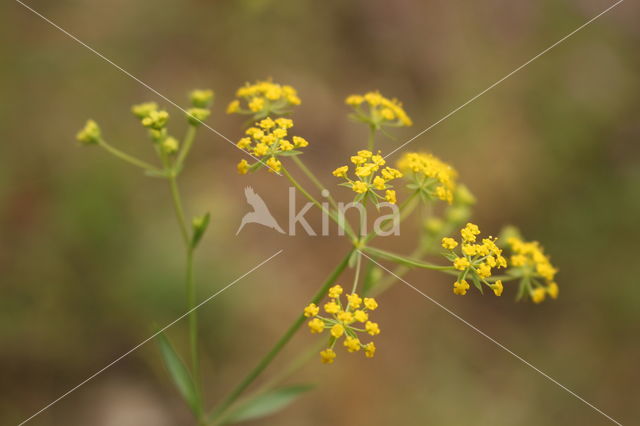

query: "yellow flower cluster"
xmin=442 ymin=223 xmax=507 ymax=296
xmin=345 ymin=91 xmax=412 ymax=128
xmin=396 ymin=152 xmax=458 ymax=204
xmin=227 ymin=80 xmax=301 ymax=119
xmin=507 ymin=237 xmax=559 ymax=303
xmin=304 ymin=285 xmax=380 ymax=364
xmin=236 ymin=117 xmax=309 ymax=174
xmin=332 ymin=150 xmax=402 ymax=204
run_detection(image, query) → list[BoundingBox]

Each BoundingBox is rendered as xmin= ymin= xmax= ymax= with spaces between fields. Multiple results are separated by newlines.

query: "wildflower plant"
xmin=75 ymin=80 xmax=560 ymax=425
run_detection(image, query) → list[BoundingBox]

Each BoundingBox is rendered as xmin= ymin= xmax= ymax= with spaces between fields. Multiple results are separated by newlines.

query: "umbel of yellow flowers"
xmin=397 ymin=152 xmax=458 ymax=204
xmin=236 ymin=117 xmax=309 ymax=174
xmin=345 ymin=91 xmax=413 ymax=129
xmin=304 ymin=285 xmax=379 ymax=364
xmin=227 ymin=80 xmax=301 ymax=119
xmin=332 ymin=150 xmax=403 ymax=205
xmin=442 ymin=223 xmax=508 ymax=297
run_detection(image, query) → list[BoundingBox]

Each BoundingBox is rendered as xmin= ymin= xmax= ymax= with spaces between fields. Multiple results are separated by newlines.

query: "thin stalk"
xmin=363 ymin=246 xmax=452 ymax=271
xmin=168 ymin=174 xmax=201 ymax=407
xmin=351 ymin=250 xmax=362 ymax=294
xmin=367 ymin=125 xmax=376 ymax=151
xmin=291 ymin=156 xmax=339 ymax=210
xmin=281 ymin=166 xmax=356 ymax=240
xmin=363 ymin=190 xmax=419 ymax=245
xmin=169 ymin=176 xmax=190 ymax=246
xmin=176 ymin=125 xmax=197 ymax=173
xmin=98 ymin=138 xmax=159 ymax=171
xmin=208 ymin=250 xmax=353 ymax=422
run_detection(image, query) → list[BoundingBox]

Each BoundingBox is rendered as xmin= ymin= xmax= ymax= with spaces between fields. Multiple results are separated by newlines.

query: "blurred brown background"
xmin=1 ymin=0 xmax=639 ymax=425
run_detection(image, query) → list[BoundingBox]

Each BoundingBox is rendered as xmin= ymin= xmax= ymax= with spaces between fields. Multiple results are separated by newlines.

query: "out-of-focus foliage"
xmin=1 ymin=0 xmax=638 ymax=424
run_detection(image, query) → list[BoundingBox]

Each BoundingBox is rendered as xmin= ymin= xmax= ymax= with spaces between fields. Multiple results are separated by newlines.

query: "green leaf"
xmin=191 ymin=212 xmax=210 ymax=248
xmin=226 ymin=385 xmax=314 ymax=423
xmin=156 ymin=332 xmax=201 ymax=415
xmin=470 ymin=273 xmax=483 ymax=294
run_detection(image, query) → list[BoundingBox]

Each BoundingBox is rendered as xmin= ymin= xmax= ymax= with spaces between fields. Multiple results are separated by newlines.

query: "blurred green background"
xmin=2 ymin=0 xmax=639 ymax=424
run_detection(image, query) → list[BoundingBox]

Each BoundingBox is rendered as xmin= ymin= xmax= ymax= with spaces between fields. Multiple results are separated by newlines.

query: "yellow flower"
xmin=476 ymin=263 xmax=492 ymax=278
xmin=354 ymin=310 xmax=368 ymax=322
xmin=303 ymin=303 xmax=319 ymax=318
xmin=229 ymin=80 xmax=301 ymax=118
xmin=347 ymin=293 xmax=362 ymax=309
xmin=396 ymin=152 xmax=457 ymax=204
xmin=308 ymin=318 xmax=324 ymax=334
xmin=385 ymin=190 xmax=397 ymax=204
xmin=332 ymin=166 xmax=348 ymax=178
xmin=305 ymin=289 xmax=380 ymax=363
xmin=492 ymin=280 xmax=504 ymax=296
xmin=364 ymin=342 xmax=376 ymax=358
xmin=365 ymin=321 xmax=380 ymax=336
xmin=259 ymin=117 xmax=275 ymax=129
xmin=441 ymin=237 xmax=458 ymax=250
xmin=345 ymin=91 xmax=412 ymax=127
xmin=328 ymin=285 xmax=343 ymax=298
xmin=186 ymin=108 xmax=210 ymax=126
xmin=331 ymin=323 xmax=345 ymax=338
xmin=352 ymin=181 xmax=369 ymax=194
xmin=324 ymin=301 xmax=340 ymax=314
xmin=320 ymin=348 xmax=336 ymax=364
xmin=547 ymin=282 xmax=559 ymax=299
xmin=531 ymin=288 xmax=546 ymax=304
xmin=507 ymin=237 xmax=559 ymax=303
xmin=461 ymin=223 xmax=480 ymax=242
xmin=237 ymin=159 xmax=249 ymax=175
xmin=364 ymin=297 xmax=378 ymax=310
xmin=226 ymin=99 xmax=240 ymax=114
xmin=453 ymin=257 xmax=470 ymax=270
xmin=292 ymin=136 xmax=309 ymax=147
xmin=161 ymin=137 xmax=179 ymax=154
xmin=335 ymin=150 xmax=401 ymax=204
xmin=235 ymin=117 xmax=308 ymax=174
xmin=453 ymin=280 xmax=470 ymax=295
xmin=344 ymin=336 xmax=361 ymax=352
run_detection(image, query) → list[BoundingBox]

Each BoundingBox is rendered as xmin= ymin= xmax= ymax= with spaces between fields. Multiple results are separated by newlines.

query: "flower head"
xmin=76 ymin=120 xmax=101 ymax=145
xmin=345 ymin=91 xmax=412 ymax=128
xmin=227 ymin=80 xmax=301 ymax=119
xmin=189 ymin=89 xmax=214 ymax=108
xmin=304 ymin=285 xmax=380 ymax=364
xmin=141 ymin=110 xmax=169 ymax=130
xmin=442 ymin=223 xmax=507 ymax=296
xmin=333 ymin=150 xmax=402 ymax=205
xmin=396 ymin=152 xmax=457 ymax=204
xmin=235 ymin=117 xmax=308 ymax=174
xmin=507 ymin=237 xmax=559 ymax=303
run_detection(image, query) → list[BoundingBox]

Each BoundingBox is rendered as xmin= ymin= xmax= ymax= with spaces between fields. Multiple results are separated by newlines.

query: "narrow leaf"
xmin=226 ymin=385 xmax=314 ymax=423
xmin=157 ymin=332 xmax=201 ymax=415
xmin=191 ymin=212 xmax=210 ymax=248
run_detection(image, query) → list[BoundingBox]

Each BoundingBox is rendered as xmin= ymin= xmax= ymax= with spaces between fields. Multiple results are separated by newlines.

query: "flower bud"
xmin=189 ymin=89 xmax=214 ymax=108
xmin=76 ymin=120 xmax=101 ymax=145
xmin=141 ymin=110 xmax=169 ymax=130
xmin=186 ymin=108 xmax=210 ymax=126
xmin=131 ymin=102 xmax=158 ymax=119
xmin=161 ymin=136 xmax=179 ymax=154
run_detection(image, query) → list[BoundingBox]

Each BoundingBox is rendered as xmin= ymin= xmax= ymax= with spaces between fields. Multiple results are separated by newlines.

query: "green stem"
xmin=208 ymin=250 xmax=353 ymax=421
xmin=291 ymin=156 xmax=339 ymax=210
xmin=367 ymin=126 xmax=376 ymax=151
xmin=168 ymin=174 xmax=201 ymax=410
xmin=281 ymin=166 xmax=356 ymax=240
xmin=176 ymin=125 xmax=197 ymax=173
xmin=97 ymin=138 xmax=159 ymax=171
xmin=169 ymin=176 xmax=190 ymax=247
xmin=363 ymin=246 xmax=453 ymax=271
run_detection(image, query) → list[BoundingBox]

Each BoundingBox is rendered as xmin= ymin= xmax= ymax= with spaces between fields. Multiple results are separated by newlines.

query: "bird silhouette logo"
xmin=236 ymin=186 xmax=285 ymax=235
